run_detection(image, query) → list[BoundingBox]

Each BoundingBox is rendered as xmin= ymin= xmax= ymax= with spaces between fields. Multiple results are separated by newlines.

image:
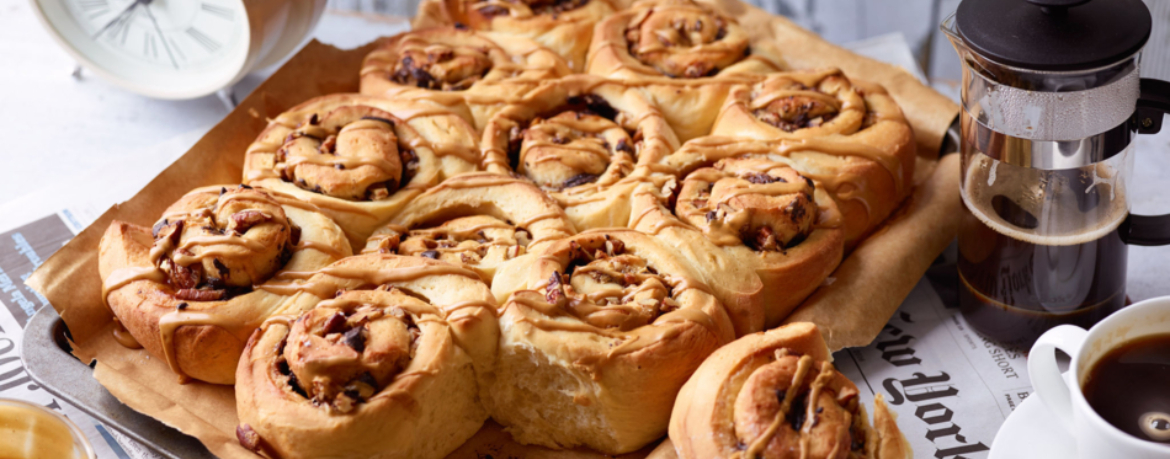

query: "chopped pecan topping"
xmin=236 ymin=424 xmax=263 ymax=453
xmin=744 ymin=172 xmax=786 ymax=184
xmin=162 ymin=257 xmax=202 ymax=290
xmin=230 ymin=210 xmax=270 ymax=235
xmin=751 ymin=226 xmax=778 ymax=252
xmin=322 ymin=312 xmax=347 ymax=335
xmin=562 ymin=173 xmax=599 ymax=189
xmin=343 ymin=326 xmax=366 ymax=352
xmin=174 ymin=288 xmax=226 ymax=302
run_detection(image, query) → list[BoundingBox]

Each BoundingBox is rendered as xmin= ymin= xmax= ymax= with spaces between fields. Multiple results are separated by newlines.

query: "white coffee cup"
xmin=1028 ymin=296 xmax=1170 ymax=458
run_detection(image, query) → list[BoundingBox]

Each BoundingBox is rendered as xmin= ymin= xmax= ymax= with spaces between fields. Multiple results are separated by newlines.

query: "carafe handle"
xmin=1121 ymin=78 xmax=1170 ymax=246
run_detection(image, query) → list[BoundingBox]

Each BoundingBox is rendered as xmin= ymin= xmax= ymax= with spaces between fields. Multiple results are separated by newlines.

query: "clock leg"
xmin=71 ymin=64 xmax=83 ymax=80
xmin=216 ymin=88 xmax=237 ymax=111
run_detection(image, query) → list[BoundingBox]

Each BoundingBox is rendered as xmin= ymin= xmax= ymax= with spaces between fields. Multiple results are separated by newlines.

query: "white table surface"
xmin=1 ymin=0 xmax=1168 ymax=304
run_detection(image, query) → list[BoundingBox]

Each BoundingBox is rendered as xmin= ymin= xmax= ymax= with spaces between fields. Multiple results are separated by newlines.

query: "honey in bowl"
xmin=0 ymin=399 xmax=94 ymax=459
xmin=1082 ymin=334 xmax=1170 ymax=445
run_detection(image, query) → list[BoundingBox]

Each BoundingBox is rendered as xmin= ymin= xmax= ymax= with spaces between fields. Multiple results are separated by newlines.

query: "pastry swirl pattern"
xmin=484 ymin=230 xmax=736 ymax=454
xmin=480 ymin=75 xmax=681 ymax=229
xmin=361 ymin=172 xmax=576 ymax=283
xmin=414 ymin=0 xmax=618 ymax=70
xmin=668 ymin=322 xmax=910 ymax=459
xmin=98 ymin=185 xmax=352 ymax=384
xmin=243 ymin=94 xmax=482 ymax=246
xmin=235 ymin=254 xmax=499 ymax=459
xmin=360 ymin=27 xmax=572 ymax=130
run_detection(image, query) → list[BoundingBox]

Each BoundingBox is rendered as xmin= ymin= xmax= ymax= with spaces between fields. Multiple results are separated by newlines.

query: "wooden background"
xmin=325 ymin=0 xmax=1170 ymax=83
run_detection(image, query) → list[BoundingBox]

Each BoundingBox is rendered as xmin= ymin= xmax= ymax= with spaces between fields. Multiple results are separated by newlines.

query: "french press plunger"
xmin=942 ymin=0 xmax=1170 ymax=346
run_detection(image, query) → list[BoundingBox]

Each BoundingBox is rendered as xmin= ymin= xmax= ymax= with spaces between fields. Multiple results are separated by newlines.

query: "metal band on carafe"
xmin=963 ymin=64 xmax=1140 ymax=141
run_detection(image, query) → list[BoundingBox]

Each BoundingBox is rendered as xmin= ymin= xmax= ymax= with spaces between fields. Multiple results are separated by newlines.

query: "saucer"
xmin=989 ymin=391 xmax=1078 ymax=458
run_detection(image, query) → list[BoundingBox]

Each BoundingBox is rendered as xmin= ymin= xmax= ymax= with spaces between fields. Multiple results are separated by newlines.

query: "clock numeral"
xmin=110 ymin=13 xmax=132 ymax=45
xmin=79 ymin=0 xmax=109 ymax=18
xmin=185 ymin=27 xmax=220 ymax=53
xmin=143 ymin=32 xmax=158 ymax=59
xmin=201 ymin=3 xmax=234 ymax=20
xmin=78 ymin=0 xmax=108 ymax=10
xmin=168 ymin=37 xmax=187 ymax=61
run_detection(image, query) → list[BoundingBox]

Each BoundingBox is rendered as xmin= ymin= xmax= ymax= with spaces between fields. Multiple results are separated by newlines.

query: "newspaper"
xmin=0 ymin=215 xmax=158 ymax=459
xmin=835 ymin=269 xmax=1030 ymax=458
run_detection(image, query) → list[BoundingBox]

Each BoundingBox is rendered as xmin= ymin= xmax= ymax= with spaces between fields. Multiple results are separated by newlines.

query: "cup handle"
xmin=1028 ymin=325 xmax=1089 ymax=433
xmin=1123 ymin=79 xmax=1170 ymax=246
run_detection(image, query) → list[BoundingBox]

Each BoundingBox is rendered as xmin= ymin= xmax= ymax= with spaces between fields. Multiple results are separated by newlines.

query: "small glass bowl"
xmin=0 ymin=398 xmax=95 ymax=459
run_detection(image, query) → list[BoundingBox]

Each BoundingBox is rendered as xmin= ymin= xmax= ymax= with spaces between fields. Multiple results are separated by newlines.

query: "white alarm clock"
xmin=30 ymin=0 xmax=328 ymax=99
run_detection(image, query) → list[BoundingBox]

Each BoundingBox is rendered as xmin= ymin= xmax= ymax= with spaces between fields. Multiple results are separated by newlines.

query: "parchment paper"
xmin=26 ymin=2 xmax=960 ymax=456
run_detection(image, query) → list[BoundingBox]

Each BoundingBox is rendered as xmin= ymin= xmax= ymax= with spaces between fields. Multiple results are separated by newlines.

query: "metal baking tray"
xmin=19 ymin=118 xmax=962 ymax=459
xmin=22 ymin=306 xmax=215 ymax=459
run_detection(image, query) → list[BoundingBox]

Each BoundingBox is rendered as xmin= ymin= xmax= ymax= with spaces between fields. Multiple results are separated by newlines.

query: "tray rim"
xmin=21 ymin=306 xmax=215 ymax=459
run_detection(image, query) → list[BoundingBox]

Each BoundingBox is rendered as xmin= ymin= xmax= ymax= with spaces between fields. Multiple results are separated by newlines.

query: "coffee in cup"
xmin=1029 ymin=295 xmax=1170 ymax=458
xmin=1081 ymin=333 xmax=1170 ymax=444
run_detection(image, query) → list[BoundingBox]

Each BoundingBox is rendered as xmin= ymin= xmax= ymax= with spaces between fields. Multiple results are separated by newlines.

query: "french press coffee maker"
xmin=943 ymin=0 xmax=1170 ymax=347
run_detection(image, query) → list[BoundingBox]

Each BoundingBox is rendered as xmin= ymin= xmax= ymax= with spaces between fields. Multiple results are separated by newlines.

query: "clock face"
xmin=34 ymin=0 xmax=251 ymax=98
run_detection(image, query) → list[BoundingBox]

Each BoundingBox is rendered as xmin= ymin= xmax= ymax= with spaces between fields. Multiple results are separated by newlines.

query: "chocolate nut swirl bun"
xmin=414 ymin=0 xmax=617 ymax=71
xmin=668 ymin=322 xmax=910 ymax=459
xmin=666 ymin=69 xmax=915 ymax=245
xmin=360 ymin=27 xmax=571 ymax=131
xmin=361 ymin=172 xmax=575 ymax=283
xmin=243 ymin=94 xmax=481 ymax=247
xmin=585 ymin=0 xmax=785 ymax=142
xmin=485 ymin=230 xmax=736 ymax=454
xmin=630 ymin=157 xmax=845 ymax=330
xmin=98 ymin=185 xmax=352 ymax=384
xmin=481 ymin=75 xmax=681 ymax=229
xmin=235 ymin=254 xmax=499 ymax=459
xmin=588 ymin=0 xmax=783 ymax=79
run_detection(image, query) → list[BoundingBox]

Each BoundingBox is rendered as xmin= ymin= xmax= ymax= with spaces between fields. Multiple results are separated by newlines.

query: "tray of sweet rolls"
xmin=25 ymin=0 xmax=961 ymax=457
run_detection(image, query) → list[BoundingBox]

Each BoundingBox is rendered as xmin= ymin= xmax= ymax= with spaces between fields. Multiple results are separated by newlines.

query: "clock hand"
xmin=141 ymin=1 xmax=179 ymax=69
xmin=92 ymin=0 xmax=141 ymax=40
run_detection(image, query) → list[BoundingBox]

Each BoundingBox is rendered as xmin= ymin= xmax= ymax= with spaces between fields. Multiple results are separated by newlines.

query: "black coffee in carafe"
xmin=957 ymin=196 xmax=1128 ymax=348
xmin=955 ymin=136 xmax=1134 ymax=347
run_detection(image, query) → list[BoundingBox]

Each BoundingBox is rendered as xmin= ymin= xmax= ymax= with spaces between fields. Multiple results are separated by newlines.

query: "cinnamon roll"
xmin=588 ymin=0 xmax=782 ymax=79
xmin=235 ymin=254 xmax=499 ymax=459
xmin=360 ymin=27 xmax=572 ymax=131
xmin=667 ymin=69 xmax=916 ymax=245
xmin=97 ymin=185 xmax=352 ymax=384
xmin=484 ymin=229 xmax=736 ymax=454
xmin=586 ymin=0 xmax=785 ymax=142
xmin=243 ymin=94 xmax=482 ymax=247
xmin=361 ymin=172 xmax=575 ymax=283
xmin=668 ymin=322 xmax=910 ymax=459
xmin=630 ymin=158 xmax=845 ymax=329
xmin=414 ymin=0 xmax=618 ymax=71
xmin=481 ymin=75 xmax=680 ymax=229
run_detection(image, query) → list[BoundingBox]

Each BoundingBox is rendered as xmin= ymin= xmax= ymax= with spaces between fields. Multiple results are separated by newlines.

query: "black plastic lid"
xmin=956 ymin=0 xmax=1152 ymax=71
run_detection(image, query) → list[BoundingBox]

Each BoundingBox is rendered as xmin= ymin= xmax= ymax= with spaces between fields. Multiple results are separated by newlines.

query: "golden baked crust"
xmin=479 ymin=74 xmax=682 ymax=229
xmin=97 ymin=185 xmax=352 ymax=384
xmin=668 ymin=322 xmax=910 ymax=459
xmin=360 ymin=27 xmax=572 ymax=131
xmin=628 ymin=161 xmax=844 ymax=331
xmin=585 ymin=0 xmax=787 ymax=142
xmin=661 ymin=69 xmax=916 ymax=246
xmin=235 ymin=254 xmax=499 ymax=459
xmin=242 ymin=94 xmax=482 ymax=247
xmin=414 ymin=0 xmax=618 ymax=71
xmin=361 ymin=172 xmax=576 ymax=283
xmin=484 ymin=229 xmax=735 ymax=454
